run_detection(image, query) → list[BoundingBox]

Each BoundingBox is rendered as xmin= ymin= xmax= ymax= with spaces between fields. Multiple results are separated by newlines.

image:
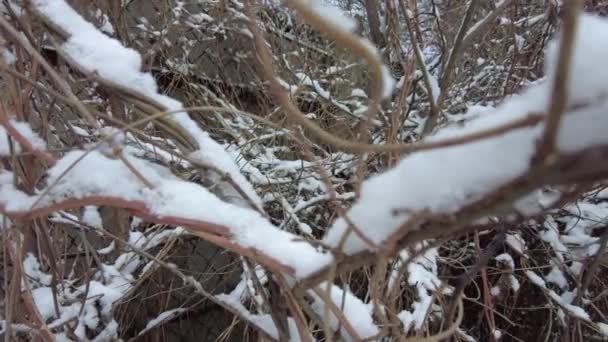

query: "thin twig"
xmin=423 ymin=0 xmax=480 ymax=134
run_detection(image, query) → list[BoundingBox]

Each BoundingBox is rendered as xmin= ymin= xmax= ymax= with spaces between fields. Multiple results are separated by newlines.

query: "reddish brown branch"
xmin=0 ymin=112 xmax=55 ymax=166
xmin=536 ymin=0 xmax=584 ymax=162
xmin=1 ymin=195 xmax=298 ymax=276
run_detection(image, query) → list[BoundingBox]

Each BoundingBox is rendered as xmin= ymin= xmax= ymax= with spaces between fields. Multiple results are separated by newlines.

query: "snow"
xmin=505 ymin=233 xmax=527 ymax=256
xmin=514 ymin=189 xmax=560 ymax=215
xmin=189 ymin=12 xmax=214 ymax=24
xmin=546 ymin=266 xmax=568 ymax=289
xmin=414 ymin=42 xmax=440 ymax=105
xmin=398 ymin=310 xmax=414 ymax=334
xmin=526 ymin=269 xmax=590 ymax=321
xmin=144 ymin=227 xmax=186 ymax=250
xmin=32 ymin=0 xmax=261 ymax=209
xmin=1 ymin=47 xmax=15 ymax=65
xmin=23 ymin=253 xmax=52 ymax=286
xmin=1 ymin=150 xmax=332 ymax=279
xmin=95 ymin=9 xmax=114 ymax=34
xmin=14 ymin=4 xmax=608 ymax=340
xmin=541 ymin=218 xmax=568 ymax=262
xmin=148 ymin=180 xmax=332 ymax=278
xmin=544 ymin=16 xmax=608 ymax=106
xmin=541 ymin=199 xmax=608 ymax=273
xmin=457 ymin=328 xmax=478 ymax=342
xmin=569 ymin=261 xmax=584 ymax=276
xmin=351 ymin=88 xmax=367 ymax=98
xmin=0 ymin=119 xmax=47 ymax=156
xmin=70 ymin=124 xmax=90 ymax=137
xmin=381 ymin=65 xmax=396 ymax=99
xmin=548 ymin=290 xmax=590 ymax=321
xmin=21 ymin=254 xmax=131 ymax=341
xmin=323 ymin=14 xmax=608 ymax=255
xmin=0 ymin=171 xmax=35 ymax=213
xmin=216 ymin=293 xmax=307 ymax=341
xmin=294 ymin=192 xmax=354 ymax=214
xmin=43 ymin=150 xmax=170 ymax=202
xmin=393 ymin=245 xmax=443 ymax=332
xmin=87 ymin=279 xmax=129 ymax=316
xmin=281 ymin=197 xmax=313 ymax=235
xmin=509 ymin=275 xmax=520 ymax=292
xmin=96 ymin=126 xmax=126 ymax=156
xmin=525 ymin=271 xmax=546 ymax=288
xmin=308 ymin=1 xmax=358 ymax=33
xmin=427 ymin=72 xmax=440 ymax=105
xmin=495 ymin=253 xmax=515 ymax=269
xmin=276 ymin=77 xmax=299 ymax=95
xmin=309 ymin=283 xmax=379 ymax=341
xmin=91 ymin=319 xmax=118 ymax=341
xmin=139 ymin=308 xmax=186 ymax=335
xmin=494 ymin=252 xmax=520 ymax=293
xmin=82 ymin=205 xmax=103 ymax=229
xmin=97 ymin=241 xmax=116 ymax=255
xmin=31 ymin=287 xmax=57 ymax=321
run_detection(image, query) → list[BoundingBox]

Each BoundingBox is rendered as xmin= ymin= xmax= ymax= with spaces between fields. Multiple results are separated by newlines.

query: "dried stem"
xmin=536 ymin=0 xmax=583 ymax=162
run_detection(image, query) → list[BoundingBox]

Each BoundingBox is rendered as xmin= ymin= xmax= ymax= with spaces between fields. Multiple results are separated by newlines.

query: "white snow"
xmin=308 ymin=1 xmax=358 ymax=33
xmin=32 ymin=0 xmax=261 ymax=209
xmin=526 ymin=270 xmax=590 ymax=321
xmin=427 ymin=72 xmax=440 ymax=105
xmin=351 ymin=88 xmax=367 ymax=98
xmin=1 ymin=47 xmax=15 ymax=65
xmin=323 ymin=14 xmax=608 ymax=255
xmin=148 ymin=179 xmax=332 ymax=278
xmin=495 ymin=253 xmax=515 ymax=269
xmin=505 ymin=233 xmax=527 ymax=256
xmin=546 ymin=266 xmax=568 ymax=289
xmin=31 ymin=287 xmax=57 ymax=321
xmin=0 ymin=119 xmax=47 ymax=156
xmin=1 ymin=150 xmax=333 ymax=279
xmin=381 ymin=65 xmax=396 ymax=99
xmin=309 ymin=283 xmax=379 ymax=341
xmin=139 ymin=308 xmax=186 ymax=335
xmin=82 ymin=205 xmax=103 ymax=229
xmin=509 ymin=275 xmax=520 ymax=292
xmin=216 ymin=293 xmax=307 ymax=341
xmin=492 ymin=329 xmax=502 ymax=339
xmin=525 ymin=271 xmax=546 ymax=288
xmin=23 ymin=253 xmax=52 ymax=286
xmin=87 ymin=279 xmax=129 ymax=316
xmin=21 ymin=254 xmax=130 ymax=341
xmin=14 ymin=4 xmax=608 ymax=341
xmin=97 ymin=241 xmax=116 ymax=255
xmin=393 ymin=245 xmax=443 ymax=333
xmin=548 ymin=290 xmax=590 ymax=321
xmin=189 ymin=12 xmax=214 ymax=24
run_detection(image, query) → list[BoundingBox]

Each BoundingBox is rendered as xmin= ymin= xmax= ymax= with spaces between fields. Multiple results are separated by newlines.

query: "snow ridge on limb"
xmin=1 ymin=0 xmax=334 ymax=281
xmin=324 ymin=14 xmax=608 ymax=255
xmin=0 ymin=149 xmax=332 ymax=279
xmin=31 ymin=0 xmax=261 ymax=209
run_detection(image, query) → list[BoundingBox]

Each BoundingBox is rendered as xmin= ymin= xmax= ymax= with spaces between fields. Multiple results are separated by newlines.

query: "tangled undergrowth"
xmin=1 ymin=0 xmax=608 ymax=341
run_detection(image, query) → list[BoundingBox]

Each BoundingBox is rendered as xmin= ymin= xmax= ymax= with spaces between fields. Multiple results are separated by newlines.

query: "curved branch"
xmin=1 ymin=195 xmax=298 ymax=276
xmin=0 ymin=114 xmax=55 ymax=166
